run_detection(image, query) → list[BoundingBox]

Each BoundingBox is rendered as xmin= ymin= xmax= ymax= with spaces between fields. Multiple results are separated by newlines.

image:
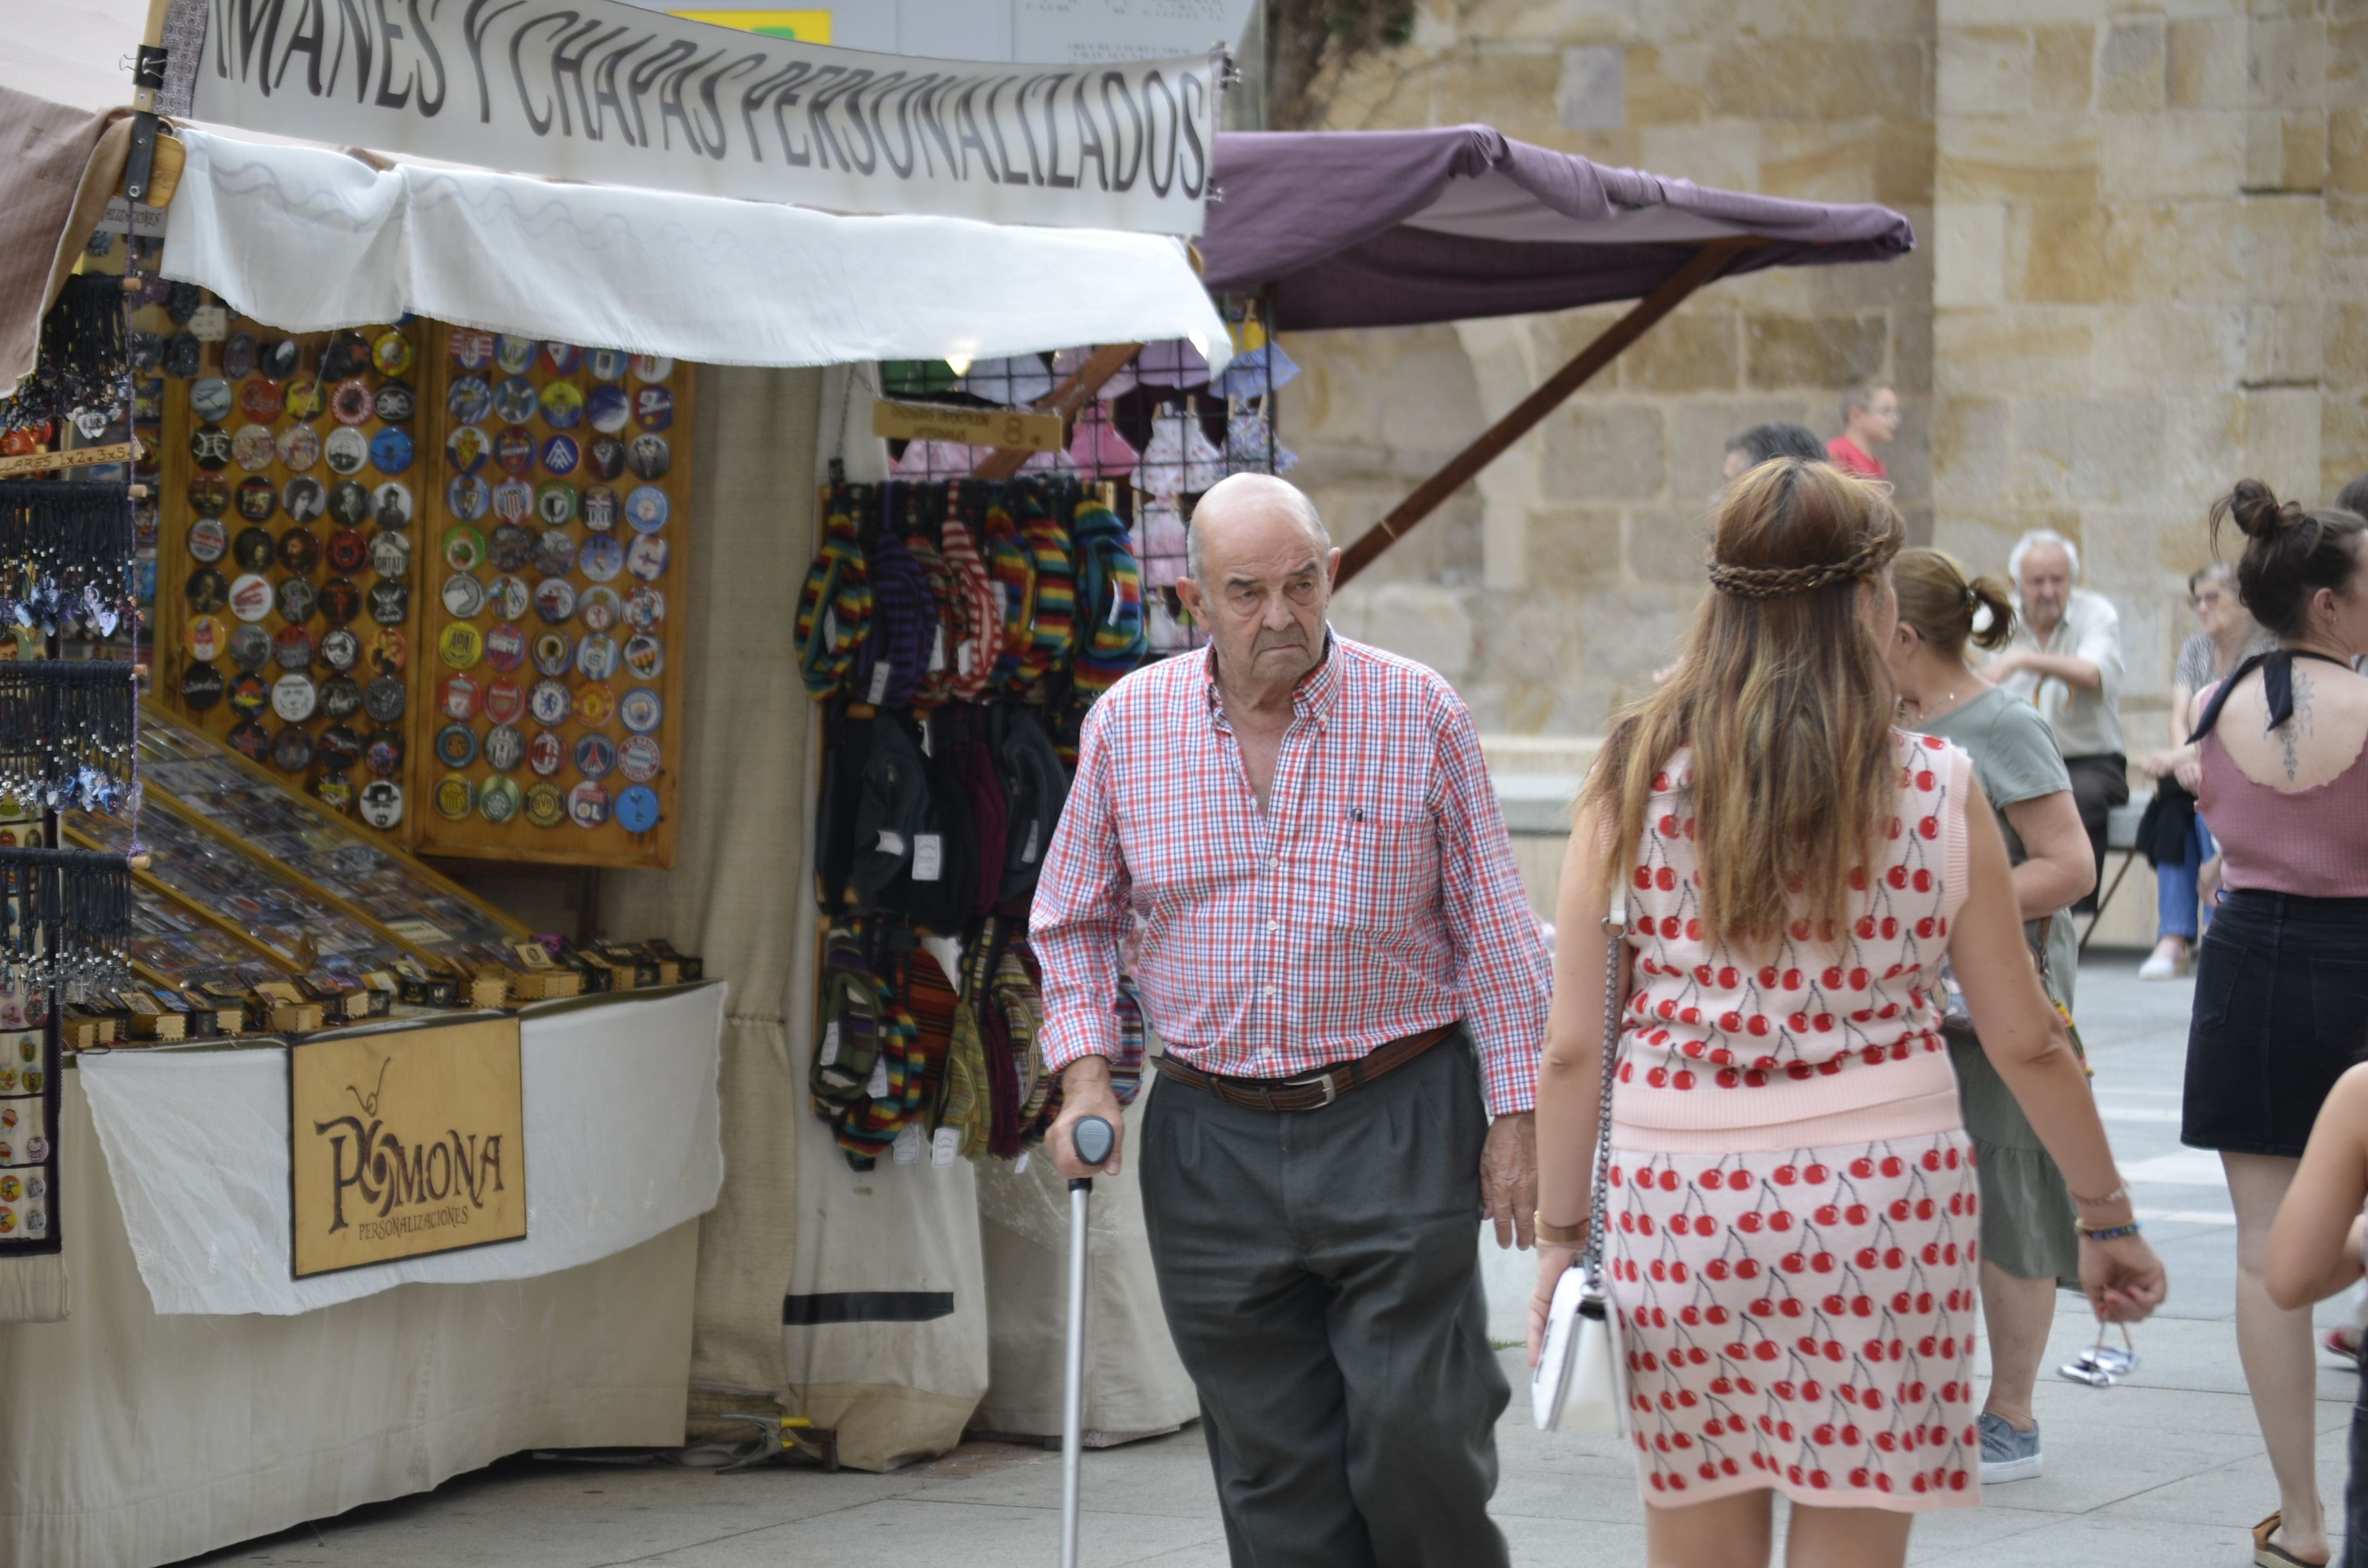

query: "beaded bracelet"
xmin=2075 ymin=1220 xmax=2142 ymax=1241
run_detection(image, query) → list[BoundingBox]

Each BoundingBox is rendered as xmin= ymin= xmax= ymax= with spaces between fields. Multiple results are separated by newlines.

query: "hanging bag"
xmin=1534 ymin=872 xmax=1632 ymax=1434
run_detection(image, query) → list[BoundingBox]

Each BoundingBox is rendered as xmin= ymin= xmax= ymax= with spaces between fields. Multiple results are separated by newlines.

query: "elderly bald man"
xmin=1031 ymin=474 xmax=1550 ymax=1567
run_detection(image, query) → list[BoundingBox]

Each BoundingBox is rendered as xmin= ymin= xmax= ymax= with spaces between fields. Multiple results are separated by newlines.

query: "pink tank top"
xmin=2198 ymin=730 xmax=2368 ymax=897
xmin=1616 ymin=733 xmax=1974 ymax=1134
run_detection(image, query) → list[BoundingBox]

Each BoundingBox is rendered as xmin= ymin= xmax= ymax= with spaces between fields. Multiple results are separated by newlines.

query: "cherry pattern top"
xmin=1615 ymin=733 xmax=1974 ymax=1134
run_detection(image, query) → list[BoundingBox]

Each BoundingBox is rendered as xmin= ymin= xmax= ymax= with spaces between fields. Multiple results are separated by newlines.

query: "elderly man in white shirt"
xmin=1988 ymin=528 xmax=2126 ymax=913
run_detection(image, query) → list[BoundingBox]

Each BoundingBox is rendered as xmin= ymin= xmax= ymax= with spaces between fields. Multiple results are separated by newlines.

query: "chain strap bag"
xmin=1534 ymin=873 xmax=1633 ymax=1434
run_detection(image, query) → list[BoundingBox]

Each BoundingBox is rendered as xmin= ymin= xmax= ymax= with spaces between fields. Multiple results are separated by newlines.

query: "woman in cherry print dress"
xmin=1529 ymin=460 xmax=2166 ymax=1568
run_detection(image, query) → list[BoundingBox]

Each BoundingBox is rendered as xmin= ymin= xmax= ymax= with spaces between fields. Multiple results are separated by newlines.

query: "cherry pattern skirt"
xmin=1605 ymin=1122 xmax=1982 ymax=1514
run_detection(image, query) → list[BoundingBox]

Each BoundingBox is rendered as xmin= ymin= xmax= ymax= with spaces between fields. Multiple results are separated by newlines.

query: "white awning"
xmin=161 ymin=125 xmax=1229 ymax=374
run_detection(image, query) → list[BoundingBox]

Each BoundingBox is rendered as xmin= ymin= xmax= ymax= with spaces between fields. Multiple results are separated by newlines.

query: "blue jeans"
xmin=2157 ymin=812 xmax=2218 ymax=942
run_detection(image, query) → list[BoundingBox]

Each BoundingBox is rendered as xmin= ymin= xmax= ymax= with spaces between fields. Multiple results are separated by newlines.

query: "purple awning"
xmin=1202 ymin=126 xmax=1915 ymax=332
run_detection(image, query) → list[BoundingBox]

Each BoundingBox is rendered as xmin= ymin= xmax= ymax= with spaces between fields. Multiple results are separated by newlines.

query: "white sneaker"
xmin=2138 ymin=945 xmax=2190 ymax=980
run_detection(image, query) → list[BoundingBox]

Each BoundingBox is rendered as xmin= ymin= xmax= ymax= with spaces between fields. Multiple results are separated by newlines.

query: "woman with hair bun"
xmin=1885 ymin=548 xmax=2096 ymax=1488
xmin=2182 ymin=478 xmax=2368 ymax=1568
xmin=1530 ymin=462 xmax=2162 ymax=1567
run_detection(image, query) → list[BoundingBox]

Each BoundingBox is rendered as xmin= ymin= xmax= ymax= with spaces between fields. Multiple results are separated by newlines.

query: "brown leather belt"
xmin=1149 ymin=1023 xmax=1458 ymax=1113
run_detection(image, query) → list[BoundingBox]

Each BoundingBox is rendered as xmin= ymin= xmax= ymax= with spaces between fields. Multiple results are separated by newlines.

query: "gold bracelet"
xmin=1534 ymin=1211 xmax=1587 ymax=1245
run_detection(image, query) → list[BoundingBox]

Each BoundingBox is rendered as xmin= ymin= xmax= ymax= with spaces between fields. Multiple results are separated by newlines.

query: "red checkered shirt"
xmin=1032 ymin=632 xmax=1550 ymax=1116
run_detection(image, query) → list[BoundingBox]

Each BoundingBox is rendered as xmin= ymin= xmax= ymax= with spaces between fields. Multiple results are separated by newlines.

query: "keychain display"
xmin=0 ymin=658 xmax=138 ymax=810
xmin=0 ymin=482 xmax=138 ymax=637
xmin=3 ymin=274 xmax=130 ymax=436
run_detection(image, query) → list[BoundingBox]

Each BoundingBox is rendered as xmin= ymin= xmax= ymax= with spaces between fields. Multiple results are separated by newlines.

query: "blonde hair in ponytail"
xmin=1581 ymin=460 xmax=1904 ymax=955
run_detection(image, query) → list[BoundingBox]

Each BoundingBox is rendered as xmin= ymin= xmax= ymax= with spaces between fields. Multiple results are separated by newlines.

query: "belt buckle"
xmin=1309 ymin=1070 xmax=1340 ymax=1107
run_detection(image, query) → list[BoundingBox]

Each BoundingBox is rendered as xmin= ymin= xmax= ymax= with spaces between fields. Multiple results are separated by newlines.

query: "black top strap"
xmin=2189 ymin=649 xmax=2352 ymax=742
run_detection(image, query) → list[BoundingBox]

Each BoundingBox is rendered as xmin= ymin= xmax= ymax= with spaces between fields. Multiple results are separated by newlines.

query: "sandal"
xmin=2254 ymin=1512 xmax=2331 ymax=1567
xmin=2324 ymin=1327 xmax=2362 ymax=1366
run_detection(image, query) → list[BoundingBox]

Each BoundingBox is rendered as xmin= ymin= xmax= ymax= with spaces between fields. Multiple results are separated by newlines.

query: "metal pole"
xmin=1060 ymin=1175 xmax=1092 ymax=1568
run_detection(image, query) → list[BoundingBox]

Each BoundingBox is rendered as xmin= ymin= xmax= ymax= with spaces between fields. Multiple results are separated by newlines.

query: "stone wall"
xmin=1293 ymin=0 xmax=1936 ymax=734
xmin=1931 ymin=0 xmax=2365 ymax=755
xmin=1283 ymin=0 xmax=2363 ymax=754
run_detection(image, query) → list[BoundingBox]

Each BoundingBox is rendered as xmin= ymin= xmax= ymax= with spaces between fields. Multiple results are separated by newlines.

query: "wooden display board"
xmin=288 ymin=1013 xmax=527 ymax=1277
xmin=154 ymin=316 xmax=427 ymax=829
xmin=151 ymin=306 xmax=689 ymax=869
xmin=406 ymin=330 xmax=689 ymax=868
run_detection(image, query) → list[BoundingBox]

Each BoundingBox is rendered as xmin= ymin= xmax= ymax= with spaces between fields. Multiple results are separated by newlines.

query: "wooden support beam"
xmin=1333 ymin=238 xmax=1762 ymax=589
xmin=969 ymin=343 xmax=1142 ymax=481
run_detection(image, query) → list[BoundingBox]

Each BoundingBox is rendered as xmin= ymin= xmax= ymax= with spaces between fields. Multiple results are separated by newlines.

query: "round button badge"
xmin=536 ymin=481 xmax=578 ymax=525
xmin=272 ymin=724 xmax=317 ymax=774
xmin=278 ymin=526 xmax=320 ymax=574
xmin=542 ymin=434 xmax=582 ymax=476
xmin=228 ymin=672 xmax=269 ymax=717
xmin=227 ymin=718 xmax=271 ymax=760
xmin=187 ymin=568 xmax=230 ymax=613
xmin=446 ymin=473 xmax=490 ymax=523
xmin=319 ymin=724 xmax=362 ymax=771
xmin=439 ymin=622 xmax=484 ymax=669
xmin=577 ymin=534 xmax=624 ymax=583
xmin=450 ymin=329 xmax=495 ymax=371
xmin=447 ymin=375 xmax=492 ymax=426
xmin=369 ymin=428 xmax=413 ymax=475
xmin=495 ymin=335 xmax=537 ymax=374
xmin=529 ymin=679 xmax=571 ymax=726
xmin=184 ymin=614 xmax=226 ymax=662
xmin=368 ymin=581 xmax=411 ymax=625
xmin=238 ymin=378 xmax=284 ymax=422
xmin=484 ymin=723 xmax=526 ymax=772
xmin=447 ymin=425 xmax=491 ymax=476
xmin=330 ymin=378 xmax=374 ymax=426
xmin=188 ymin=517 xmax=227 ymax=564
xmin=580 ymin=585 xmax=621 ymax=633
xmin=486 ymin=678 xmax=526 ymax=725
xmin=232 ymin=526 xmax=274 ymax=571
xmin=190 ymin=424 xmax=232 ymax=471
xmin=568 ymin=781 xmax=612 ymax=828
xmin=616 ymin=784 xmax=661 ymax=833
xmin=283 ymin=475 xmax=326 ymax=521
xmin=374 ymin=381 xmax=416 ymax=424
xmin=325 ymin=527 xmax=368 ymax=573
xmin=632 ymin=354 xmax=673 ymax=383
xmin=491 ymin=523 xmax=534 ymax=573
xmin=374 ymin=482 xmax=413 ymax=528
xmin=441 ymin=573 xmax=487 ymax=618
xmin=320 ymin=673 xmax=363 ymax=719
xmin=275 ymin=423 xmax=320 ymax=471
xmin=581 ymin=485 xmax=619 ymax=531
xmin=359 ymin=780 xmax=404 ymax=828
xmin=320 ymin=332 xmax=368 ymax=380
xmin=369 ymin=529 xmax=413 ymax=579
xmin=634 ymin=385 xmax=675 ymax=432
xmin=283 ymin=377 xmax=325 ymax=420
xmin=324 ymin=425 xmax=368 ymax=475
xmin=440 ymin=671 xmax=482 ymax=720
xmin=259 ymin=337 xmax=301 ymax=379
xmin=625 ymin=486 xmax=669 ymax=532
xmin=441 ymin=524 xmax=487 ymax=572
xmin=575 ymin=633 xmax=618 ymax=681
xmin=584 ymin=436 xmax=627 ymax=481
xmin=534 ymin=528 xmax=577 ymax=578
xmin=364 ymin=731 xmax=405 ymax=779
xmin=525 ymin=780 xmax=566 ymax=828
xmin=484 ymin=621 xmax=527 ymax=671
xmin=622 ymin=633 xmax=664 ymax=681
xmin=492 ymin=482 xmax=535 ymax=528
xmin=365 ymin=674 xmax=408 ymax=723
xmin=320 ymin=628 xmax=362 ymax=673
xmin=588 ymin=348 xmax=627 ymax=382
xmin=232 ymin=423 xmax=276 ymax=471
xmin=272 ymin=673 xmax=318 ymax=722
xmin=235 ymin=476 xmax=278 ymax=521
xmin=317 ymin=578 xmax=361 ymax=626
xmin=434 ymin=773 xmax=478 ymax=820
xmin=275 ymin=576 xmax=318 ymax=625
xmin=479 ymin=775 xmax=522 ymax=824
xmin=527 ymin=730 xmax=565 ymax=776
xmin=534 ymin=578 xmax=577 ymax=625
xmin=272 ymin=623 xmax=315 ymax=670
xmin=575 ymin=682 xmax=617 ymax=727
xmin=181 ymin=662 xmax=225 ymax=712
xmin=327 ymin=480 xmax=372 ymax=528
xmin=435 ymin=723 xmax=480 ymax=769
xmin=227 ymin=572 xmax=274 ymax=622
xmin=369 ymin=626 xmax=409 ymax=673
xmin=627 ymin=434 xmax=670 ymax=479
xmin=619 ymin=687 xmax=663 ymax=734
xmin=618 ymin=733 xmax=662 ymax=783
xmin=574 ymin=733 xmax=617 ymax=780
xmin=623 ymin=586 xmax=665 ymax=631
xmin=532 ymin=632 xmax=573 ymax=678
xmin=191 ymin=378 xmax=233 ymax=422
xmin=486 ymin=574 xmax=530 ymax=619
xmin=493 ymin=376 xmax=539 ymax=424
xmin=627 ymin=534 xmax=669 ymax=580
xmin=231 ymin=623 xmax=275 ymax=673
xmin=188 ymin=473 xmax=231 ymax=519
xmin=541 ymin=342 xmax=581 ymax=375
xmin=372 ymin=329 xmax=414 ymax=377
xmin=588 ymin=384 xmax=630 ymax=434
xmin=494 ymin=425 xmax=537 ymax=477
xmin=540 ymin=380 xmax=584 ymax=429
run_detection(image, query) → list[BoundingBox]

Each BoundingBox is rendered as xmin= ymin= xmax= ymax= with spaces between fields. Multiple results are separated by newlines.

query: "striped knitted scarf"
xmin=1007 ymin=494 xmax=1075 ymax=693
xmin=795 ymin=502 xmax=872 ymax=699
xmin=980 ymin=502 xmax=1037 ymax=694
xmin=1067 ymin=500 xmax=1147 ymax=698
xmin=936 ymin=510 xmax=1002 ymax=703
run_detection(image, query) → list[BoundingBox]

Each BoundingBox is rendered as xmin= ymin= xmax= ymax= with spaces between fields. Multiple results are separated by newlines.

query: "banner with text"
xmin=289 ymin=1015 xmax=527 ymax=1278
xmin=188 ymin=0 xmax=1220 ymax=234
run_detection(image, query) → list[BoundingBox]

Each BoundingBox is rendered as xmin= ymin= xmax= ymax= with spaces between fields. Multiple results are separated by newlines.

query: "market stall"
xmin=0 ymin=0 xmax=1238 ymax=1559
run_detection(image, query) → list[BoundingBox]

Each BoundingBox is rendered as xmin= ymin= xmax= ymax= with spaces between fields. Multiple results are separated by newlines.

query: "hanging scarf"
xmin=794 ymin=498 xmax=873 ymax=699
xmin=1007 ymin=492 xmax=1075 ymax=693
xmin=937 ymin=505 xmax=1002 ymax=702
xmin=1068 ymin=500 xmax=1147 ymax=699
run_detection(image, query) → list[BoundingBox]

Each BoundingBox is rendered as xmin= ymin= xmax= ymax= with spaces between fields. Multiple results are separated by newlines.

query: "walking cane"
xmin=1060 ymin=1115 xmax=1116 ymax=1568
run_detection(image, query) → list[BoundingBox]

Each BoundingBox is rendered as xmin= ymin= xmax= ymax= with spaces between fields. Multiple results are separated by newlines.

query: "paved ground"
xmin=185 ymin=956 xmax=2361 ymax=1567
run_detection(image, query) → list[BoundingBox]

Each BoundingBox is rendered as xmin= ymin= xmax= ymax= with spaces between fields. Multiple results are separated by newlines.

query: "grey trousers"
xmin=1139 ymin=1031 xmax=1510 ymax=1568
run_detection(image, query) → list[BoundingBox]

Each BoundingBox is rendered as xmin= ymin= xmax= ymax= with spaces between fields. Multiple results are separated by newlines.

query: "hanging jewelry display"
xmin=0 ymin=480 xmax=138 ymax=635
xmin=0 ymin=659 xmax=138 ymax=811
xmin=0 ymin=847 xmax=134 ymax=1001
xmin=3 ymin=274 xmax=131 ymax=437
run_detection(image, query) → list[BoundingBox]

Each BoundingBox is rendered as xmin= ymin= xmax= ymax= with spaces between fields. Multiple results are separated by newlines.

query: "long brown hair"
xmin=1582 ymin=460 xmax=1904 ymax=952
xmin=1893 ymin=548 xmax=2015 ymax=657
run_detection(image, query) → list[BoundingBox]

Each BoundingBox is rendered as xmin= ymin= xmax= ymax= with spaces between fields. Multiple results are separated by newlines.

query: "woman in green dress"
xmin=1884 ymin=547 xmax=2099 ymax=1486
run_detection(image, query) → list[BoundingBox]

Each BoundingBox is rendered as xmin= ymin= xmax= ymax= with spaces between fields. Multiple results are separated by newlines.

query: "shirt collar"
xmin=1201 ymin=626 xmax=1342 ymax=727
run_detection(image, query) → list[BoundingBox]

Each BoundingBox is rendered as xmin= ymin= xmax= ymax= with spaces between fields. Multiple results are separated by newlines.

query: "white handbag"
xmin=1533 ymin=878 xmax=1632 ymax=1435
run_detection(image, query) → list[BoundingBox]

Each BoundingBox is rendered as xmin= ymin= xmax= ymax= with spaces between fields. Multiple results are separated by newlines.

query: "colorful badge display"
xmin=574 ymin=683 xmax=616 ymax=727
xmin=323 ymin=425 xmax=368 ymax=474
xmin=618 ymin=733 xmax=662 ymax=782
xmin=579 ymin=585 xmax=621 ymax=633
xmin=318 ymin=578 xmax=361 ymax=626
xmin=524 ymin=781 xmax=566 ymax=828
xmin=438 ymin=622 xmax=484 ymax=668
xmin=479 ymin=776 xmax=522 ymax=824
xmin=486 ymin=678 xmax=526 ymax=725
xmin=567 ymin=781 xmax=611 ymax=828
xmin=272 ymin=673 xmax=318 ymax=722
xmin=441 ymin=573 xmax=487 ymax=618
xmin=577 ymin=533 xmax=623 ymax=582
xmin=495 ymin=335 xmax=536 ymax=374
xmin=621 ymin=633 xmax=664 ymax=680
xmin=626 ymin=534 xmax=668 ymax=580
xmin=369 ymin=530 xmax=412 ymax=578
xmin=527 ymin=730 xmax=565 ymax=776
xmin=486 ymin=574 xmax=530 ymax=619
xmin=439 ymin=672 xmax=482 ymax=720
xmin=484 ymin=723 xmax=525 ymax=771
xmin=239 ymin=379 xmax=284 ymax=421
xmin=326 ymin=480 xmax=371 ymax=527
xmin=441 ymin=524 xmax=487 ymax=571
xmin=485 ymin=621 xmax=527 ymax=670
xmin=615 ymin=785 xmax=660 ymax=833
xmin=529 ymin=679 xmax=571 ymax=726
xmin=581 ymin=486 xmax=618 ymax=531
xmin=434 ymin=774 xmax=477 ymax=819
xmin=435 ymin=723 xmax=481 ymax=768
xmin=534 ymin=578 xmax=577 ymax=624
xmin=492 ymin=484 xmax=534 ymax=529
xmin=227 ymin=572 xmax=274 ymax=621
xmin=272 ymin=624 xmax=315 ymax=669
xmin=231 ymin=623 xmax=275 ymax=672
xmin=619 ymin=687 xmax=662 ymax=735
xmin=373 ymin=482 xmax=413 ymax=528
xmin=283 ymin=475 xmax=326 ymax=521
xmin=187 ymin=517 xmax=227 ymax=562
xmin=573 ymin=733 xmax=617 ymax=780
xmin=623 ymin=586 xmax=664 ymax=630
xmin=275 ymin=423 xmax=320 ymax=471
xmin=539 ymin=380 xmax=584 ymax=429
xmin=446 ymin=473 xmax=489 ymax=521
xmin=494 ymin=425 xmax=537 ymax=477
xmin=625 ymin=486 xmax=668 ymax=532
xmin=574 ymin=633 xmax=618 ymax=682
xmin=359 ymin=780 xmax=404 ymax=828
xmin=450 ymin=329 xmax=494 ymax=370
xmin=185 ymin=614 xmax=226 ymax=662
xmin=531 ymin=632 xmax=572 ymax=678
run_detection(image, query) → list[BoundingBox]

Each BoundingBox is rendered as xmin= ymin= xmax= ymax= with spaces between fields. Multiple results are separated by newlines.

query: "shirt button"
xmin=1267 ymin=920 xmax=1281 ymax=935
xmin=1269 ymin=858 xmax=1281 ymax=871
xmin=1265 ymin=986 xmax=1278 ymax=999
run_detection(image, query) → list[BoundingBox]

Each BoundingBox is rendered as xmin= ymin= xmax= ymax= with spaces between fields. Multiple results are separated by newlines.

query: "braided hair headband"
xmin=1707 ymin=530 xmax=1901 ymax=600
